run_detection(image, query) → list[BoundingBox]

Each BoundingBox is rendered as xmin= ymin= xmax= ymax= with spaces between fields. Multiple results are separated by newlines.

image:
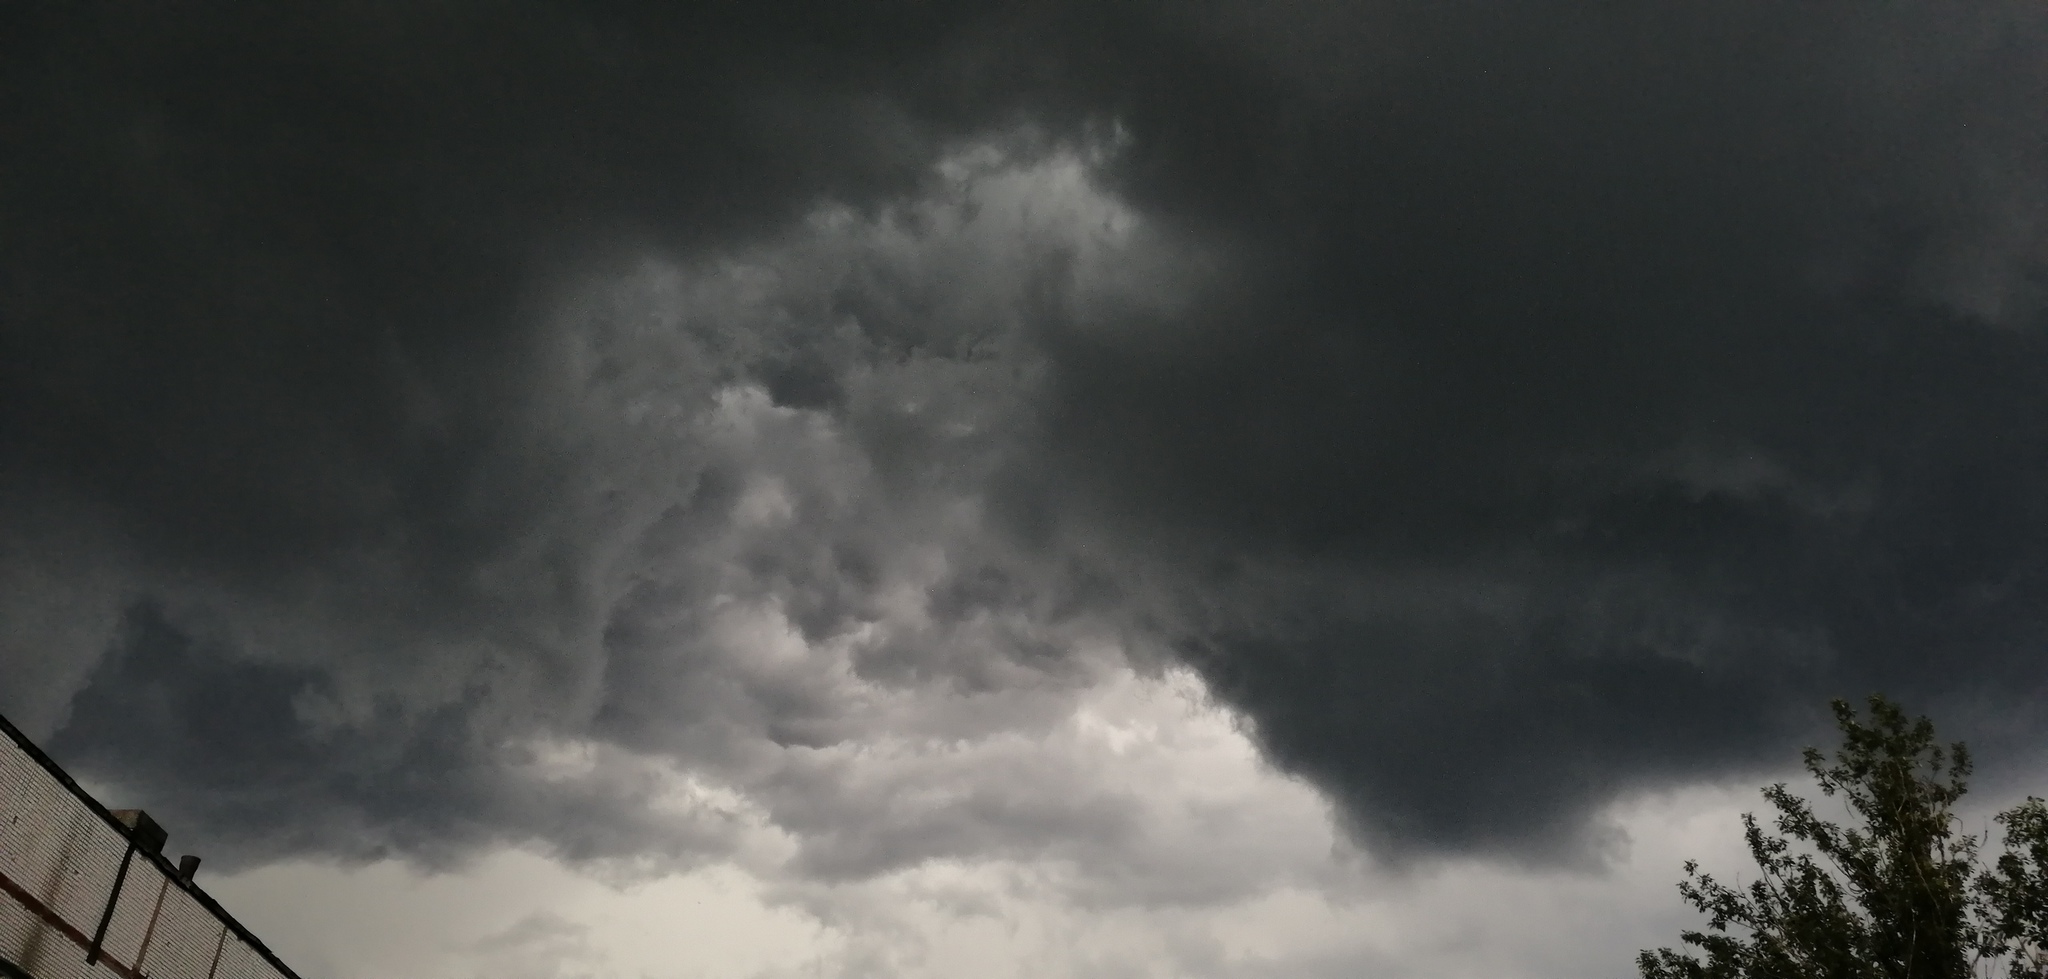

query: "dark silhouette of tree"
xmin=1640 ymin=696 xmax=2048 ymax=979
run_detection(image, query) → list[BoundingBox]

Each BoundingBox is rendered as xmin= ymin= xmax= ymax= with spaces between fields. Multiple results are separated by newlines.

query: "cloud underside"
xmin=4 ymin=0 xmax=2048 ymax=888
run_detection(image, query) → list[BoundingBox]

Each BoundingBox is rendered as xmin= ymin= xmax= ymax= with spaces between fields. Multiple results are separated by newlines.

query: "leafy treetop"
xmin=1640 ymin=696 xmax=2048 ymax=979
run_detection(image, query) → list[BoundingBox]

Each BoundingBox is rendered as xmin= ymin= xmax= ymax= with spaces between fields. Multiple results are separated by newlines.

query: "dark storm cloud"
xmin=0 ymin=0 xmax=1072 ymax=863
xmin=1025 ymin=0 xmax=2048 ymax=858
xmin=0 ymin=0 xmax=1022 ymax=596
xmin=6 ymin=67 xmax=1106 ymax=869
xmin=9 ymin=0 xmax=2048 ymax=875
xmin=52 ymin=602 xmax=759 ymax=868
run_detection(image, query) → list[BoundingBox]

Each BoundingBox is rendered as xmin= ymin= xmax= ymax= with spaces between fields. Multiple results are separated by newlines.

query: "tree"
xmin=1639 ymin=696 xmax=2048 ymax=979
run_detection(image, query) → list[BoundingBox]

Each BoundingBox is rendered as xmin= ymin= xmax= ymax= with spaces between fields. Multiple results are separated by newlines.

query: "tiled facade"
xmin=0 ymin=717 xmax=300 ymax=979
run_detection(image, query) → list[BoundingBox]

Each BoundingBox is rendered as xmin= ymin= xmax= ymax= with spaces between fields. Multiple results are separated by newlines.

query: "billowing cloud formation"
xmin=1040 ymin=0 xmax=2048 ymax=859
xmin=30 ymin=148 xmax=1145 ymax=873
xmin=6 ymin=0 xmax=2048 ymax=887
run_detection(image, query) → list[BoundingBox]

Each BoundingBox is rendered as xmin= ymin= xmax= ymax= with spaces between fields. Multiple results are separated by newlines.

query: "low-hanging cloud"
xmin=7 ymin=0 xmax=2048 ymax=884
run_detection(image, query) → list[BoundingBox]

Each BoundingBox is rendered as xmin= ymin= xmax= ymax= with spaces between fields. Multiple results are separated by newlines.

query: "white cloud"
xmin=203 ymin=660 xmax=1774 ymax=979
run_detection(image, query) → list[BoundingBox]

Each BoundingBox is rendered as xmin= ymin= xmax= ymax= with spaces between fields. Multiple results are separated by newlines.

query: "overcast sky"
xmin=7 ymin=2 xmax=2048 ymax=977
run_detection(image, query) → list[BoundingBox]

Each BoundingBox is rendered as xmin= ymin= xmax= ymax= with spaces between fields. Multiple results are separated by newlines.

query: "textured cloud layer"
xmin=32 ymin=149 xmax=1147 ymax=873
xmin=1038 ymin=0 xmax=2048 ymax=859
xmin=7 ymin=0 xmax=2048 ymax=882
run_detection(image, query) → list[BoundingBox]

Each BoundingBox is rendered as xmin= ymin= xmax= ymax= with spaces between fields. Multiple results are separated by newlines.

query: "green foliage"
xmin=1639 ymin=696 xmax=2048 ymax=979
xmin=1981 ymin=800 xmax=2048 ymax=979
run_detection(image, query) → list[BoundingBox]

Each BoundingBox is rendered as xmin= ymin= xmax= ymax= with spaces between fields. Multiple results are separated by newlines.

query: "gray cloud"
xmin=9 ymin=0 xmax=2048 ymax=889
xmin=29 ymin=149 xmax=1137 ymax=880
xmin=1019 ymin=0 xmax=2048 ymax=860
